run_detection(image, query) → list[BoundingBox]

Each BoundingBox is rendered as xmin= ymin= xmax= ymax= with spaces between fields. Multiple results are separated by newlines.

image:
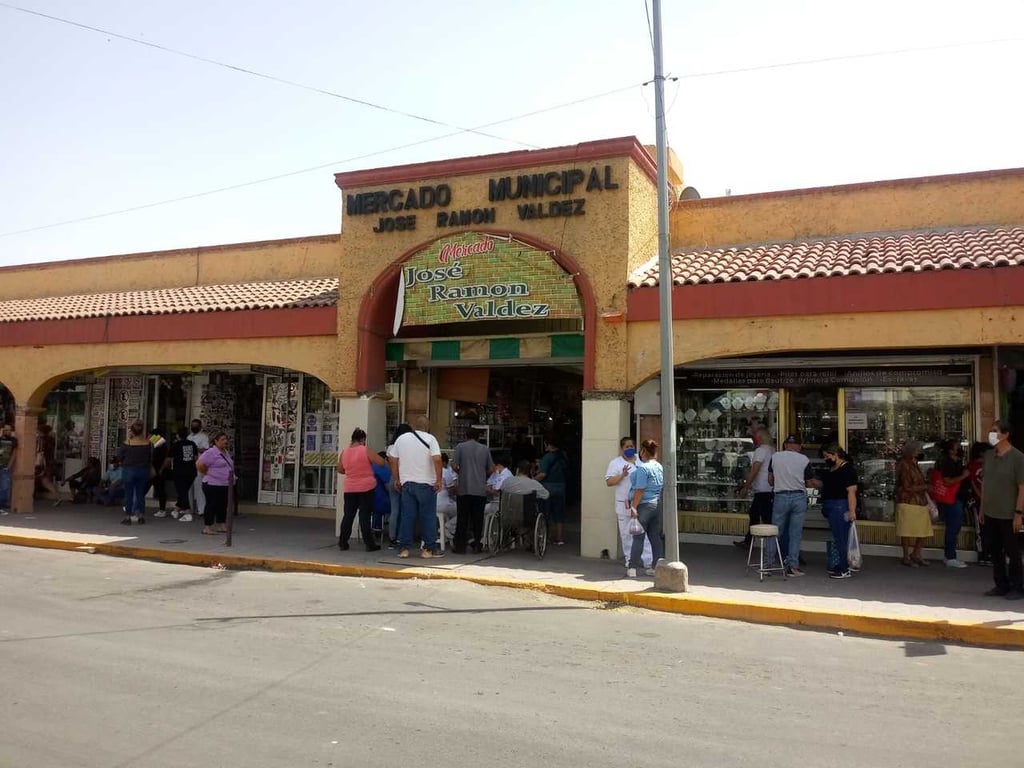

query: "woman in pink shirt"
xmin=196 ymin=432 xmax=234 ymax=536
xmin=338 ymin=428 xmax=386 ymax=552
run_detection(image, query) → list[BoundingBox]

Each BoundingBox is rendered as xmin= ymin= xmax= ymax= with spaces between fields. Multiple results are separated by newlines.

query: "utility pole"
xmin=652 ymin=0 xmax=682 ymax=571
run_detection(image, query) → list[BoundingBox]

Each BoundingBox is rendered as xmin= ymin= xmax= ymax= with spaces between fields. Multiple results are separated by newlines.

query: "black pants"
xmin=341 ymin=490 xmax=375 ymax=549
xmin=204 ymin=484 xmax=228 ymax=526
xmin=983 ymin=517 xmax=1023 ymax=591
xmin=454 ymin=494 xmax=486 ymax=551
xmin=743 ymin=492 xmax=774 ymax=542
xmin=173 ymin=473 xmax=195 ymax=510
xmin=146 ymin=470 xmax=168 ymax=510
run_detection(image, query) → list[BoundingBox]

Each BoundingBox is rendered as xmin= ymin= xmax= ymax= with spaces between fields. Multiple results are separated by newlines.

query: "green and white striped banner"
xmin=386 ymin=334 xmax=583 ymax=365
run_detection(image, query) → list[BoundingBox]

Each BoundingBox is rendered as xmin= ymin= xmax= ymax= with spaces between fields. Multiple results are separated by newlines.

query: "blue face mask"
xmin=623 ymin=448 xmax=637 ymax=459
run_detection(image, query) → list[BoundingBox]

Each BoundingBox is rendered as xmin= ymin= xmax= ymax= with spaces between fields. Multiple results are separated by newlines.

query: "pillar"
xmin=11 ymin=406 xmax=41 ymax=514
xmin=580 ymin=395 xmax=632 ymax=558
xmin=334 ymin=395 xmax=386 ymax=536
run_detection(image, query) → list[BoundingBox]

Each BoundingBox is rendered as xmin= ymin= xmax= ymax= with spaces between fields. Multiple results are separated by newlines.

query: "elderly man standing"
xmin=980 ymin=419 xmax=1024 ymax=599
xmin=768 ymin=435 xmax=819 ymax=577
xmin=393 ymin=415 xmax=444 ymax=559
xmin=452 ymin=427 xmax=493 ymax=555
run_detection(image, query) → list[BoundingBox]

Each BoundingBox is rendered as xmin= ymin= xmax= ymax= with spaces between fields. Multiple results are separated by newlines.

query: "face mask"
xmin=916 ymin=453 xmax=925 ymax=461
xmin=989 ymin=432 xmax=1000 ymax=446
xmin=823 ymin=457 xmax=836 ymax=467
xmin=623 ymin=448 xmax=637 ymax=459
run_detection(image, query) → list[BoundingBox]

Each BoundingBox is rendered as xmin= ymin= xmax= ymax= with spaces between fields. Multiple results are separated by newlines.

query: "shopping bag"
xmin=847 ymin=523 xmax=862 ymax=572
xmin=626 ymin=515 xmax=644 ymax=536
xmin=926 ymin=497 xmax=940 ymax=523
xmin=928 ymin=469 xmax=958 ymax=505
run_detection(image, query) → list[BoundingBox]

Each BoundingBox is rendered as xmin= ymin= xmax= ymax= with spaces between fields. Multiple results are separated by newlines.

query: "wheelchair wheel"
xmin=533 ymin=512 xmax=548 ymax=560
xmin=486 ymin=511 xmax=502 ymax=554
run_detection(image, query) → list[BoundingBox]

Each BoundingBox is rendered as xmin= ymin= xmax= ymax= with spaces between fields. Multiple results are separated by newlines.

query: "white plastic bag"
xmin=627 ymin=515 xmax=644 ymax=536
xmin=926 ymin=497 xmax=940 ymax=523
xmin=847 ymin=522 xmax=862 ymax=572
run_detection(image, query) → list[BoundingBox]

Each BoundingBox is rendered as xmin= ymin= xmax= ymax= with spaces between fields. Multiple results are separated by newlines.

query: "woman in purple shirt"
xmin=196 ymin=432 xmax=234 ymax=535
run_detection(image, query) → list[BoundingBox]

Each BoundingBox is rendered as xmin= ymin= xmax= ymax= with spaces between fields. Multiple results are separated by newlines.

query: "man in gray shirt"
xmin=452 ymin=428 xmax=494 ymax=554
xmin=768 ymin=435 xmax=820 ymax=576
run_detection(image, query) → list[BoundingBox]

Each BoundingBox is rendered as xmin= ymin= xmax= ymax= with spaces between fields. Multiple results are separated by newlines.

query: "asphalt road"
xmin=1 ymin=545 xmax=1020 ymax=768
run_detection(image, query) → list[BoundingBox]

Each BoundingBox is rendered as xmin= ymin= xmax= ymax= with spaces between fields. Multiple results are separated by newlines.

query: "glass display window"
xmin=845 ymin=387 xmax=973 ymax=522
xmin=676 ymin=388 xmax=781 ymax=513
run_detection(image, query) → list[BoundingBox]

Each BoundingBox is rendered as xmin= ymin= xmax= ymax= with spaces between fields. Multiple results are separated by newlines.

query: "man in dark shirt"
xmin=980 ymin=419 xmax=1024 ymax=598
xmin=169 ymin=428 xmax=199 ymax=523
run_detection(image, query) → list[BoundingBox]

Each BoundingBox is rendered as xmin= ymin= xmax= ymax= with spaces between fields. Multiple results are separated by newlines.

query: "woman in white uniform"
xmin=605 ymin=437 xmax=652 ymax=569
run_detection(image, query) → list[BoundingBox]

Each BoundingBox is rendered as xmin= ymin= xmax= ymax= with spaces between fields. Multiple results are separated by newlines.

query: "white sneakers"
xmin=179 ymin=513 xmax=194 ymax=522
xmin=153 ymin=511 xmax=167 ymax=518
xmin=644 ymin=568 xmax=655 ymax=577
xmin=945 ymin=558 xmax=969 ymax=569
xmin=626 ymin=567 xmax=637 ymax=578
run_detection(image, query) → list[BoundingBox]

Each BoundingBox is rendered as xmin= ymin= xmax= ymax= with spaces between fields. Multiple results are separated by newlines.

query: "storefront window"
xmin=846 ymin=387 xmax=973 ymax=522
xmin=676 ymin=389 xmax=781 ymax=513
xmin=298 ymin=378 xmax=338 ymax=503
xmin=260 ymin=376 xmax=300 ymax=495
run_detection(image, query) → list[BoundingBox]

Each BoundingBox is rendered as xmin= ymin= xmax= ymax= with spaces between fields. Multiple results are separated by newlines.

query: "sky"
xmin=1 ymin=0 xmax=1023 ymax=266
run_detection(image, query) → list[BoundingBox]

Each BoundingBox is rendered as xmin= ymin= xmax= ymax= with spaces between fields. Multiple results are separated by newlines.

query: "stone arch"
xmin=355 ymin=230 xmax=598 ymax=393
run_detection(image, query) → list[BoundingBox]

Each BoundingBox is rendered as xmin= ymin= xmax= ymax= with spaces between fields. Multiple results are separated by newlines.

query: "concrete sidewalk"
xmin=2 ymin=505 xmax=1023 ymax=648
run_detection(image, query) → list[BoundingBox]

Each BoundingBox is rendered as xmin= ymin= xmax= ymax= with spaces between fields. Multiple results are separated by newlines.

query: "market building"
xmin=2 ymin=136 xmax=1024 ymax=561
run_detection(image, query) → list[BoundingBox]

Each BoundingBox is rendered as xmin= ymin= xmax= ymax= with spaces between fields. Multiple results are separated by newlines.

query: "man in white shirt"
xmin=393 ymin=415 xmax=444 ymax=559
xmin=483 ymin=458 xmax=513 ymax=518
xmin=734 ymin=429 xmax=776 ymax=549
xmin=605 ymin=437 xmax=651 ymax=569
xmin=437 ymin=454 xmax=458 ymax=540
xmin=186 ymin=418 xmax=210 ymax=522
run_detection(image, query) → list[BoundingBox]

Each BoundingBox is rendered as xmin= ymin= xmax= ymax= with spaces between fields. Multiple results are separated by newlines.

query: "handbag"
xmin=928 ymin=468 xmax=958 ymax=505
xmin=926 ymin=497 xmax=940 ymax=523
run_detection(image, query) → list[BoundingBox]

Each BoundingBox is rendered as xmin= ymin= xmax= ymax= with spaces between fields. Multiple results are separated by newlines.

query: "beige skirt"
xmin=896 ymin=503 xmax=934 ymax=538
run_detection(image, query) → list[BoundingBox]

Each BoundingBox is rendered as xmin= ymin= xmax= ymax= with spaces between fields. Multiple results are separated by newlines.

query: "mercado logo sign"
xmin=392 ymin=232 xmax=581 ymax=334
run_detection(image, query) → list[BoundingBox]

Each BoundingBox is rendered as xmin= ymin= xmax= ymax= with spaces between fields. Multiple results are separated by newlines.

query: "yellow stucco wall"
xmin=671 ymin=169 xmax=1024 ymax=249
xmin=334 ymin=154 xmax=657 ymax=395
xmin=0 ymin=234 xmax=341 ymax=300
xmin=627 ymin=306 xmax=1024 ymax=387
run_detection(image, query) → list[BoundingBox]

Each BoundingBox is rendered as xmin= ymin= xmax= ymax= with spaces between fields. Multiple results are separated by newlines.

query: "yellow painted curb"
xmin=3 ymin=532 xmax=1023 ymax=649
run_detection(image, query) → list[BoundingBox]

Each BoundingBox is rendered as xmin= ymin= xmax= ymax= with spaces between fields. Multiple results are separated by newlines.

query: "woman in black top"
xmin=820 ymin=443 xmax=858 ymax=578
xmin=116 ymin=420 xmax=153 ymax=525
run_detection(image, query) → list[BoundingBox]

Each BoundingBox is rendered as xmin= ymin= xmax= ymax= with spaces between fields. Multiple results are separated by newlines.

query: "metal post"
xmin=652 ymin=0 xmax=680 ymax=564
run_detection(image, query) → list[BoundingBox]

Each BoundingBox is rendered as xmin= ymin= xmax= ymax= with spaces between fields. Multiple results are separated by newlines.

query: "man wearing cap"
xmin=767 ymin=435 xmax=820 ymax=576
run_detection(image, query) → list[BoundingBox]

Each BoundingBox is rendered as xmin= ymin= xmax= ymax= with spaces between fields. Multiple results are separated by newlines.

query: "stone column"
xmin=11 ymin=406 xmax=41 ymax=514
xmin=580 ymin=394 xmax=632 ymax=559
xmin=333 ymin=396 xmax=386 ymax=537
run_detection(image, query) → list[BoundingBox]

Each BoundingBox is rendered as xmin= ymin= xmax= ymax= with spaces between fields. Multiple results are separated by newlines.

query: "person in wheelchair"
xmin=63 ymin=457 xmax=103 ymax=504
xmin=499 ymin=460 xmax=550 ymax=546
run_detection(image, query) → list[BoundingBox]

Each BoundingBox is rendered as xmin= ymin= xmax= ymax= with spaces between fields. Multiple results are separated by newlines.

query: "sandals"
xmin=901 ymin=558 xmax=918 ymax=567
xmin=911 ymin=557 xmax=929 ymax=567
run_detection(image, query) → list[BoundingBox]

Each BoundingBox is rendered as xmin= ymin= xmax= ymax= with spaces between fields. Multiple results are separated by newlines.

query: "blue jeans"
xmin=771 ymin=491 xmax=807 ymax=568
xmin=0 ymin=467 xmax=11 ymax=509
xmin=122 ymin=465 xmax=149 ymax=517
xmin=387 ymin=484 xmax=402 ymax=540
xmin=628 ymin=501 xmax=664 ymax=568
xmin=398 ymin=482 xmax=439 ymax=552
xmin=823 ymin=498 xmax=852 ymax=573
xmin=939 ymin=500 xmax=963 ymax=561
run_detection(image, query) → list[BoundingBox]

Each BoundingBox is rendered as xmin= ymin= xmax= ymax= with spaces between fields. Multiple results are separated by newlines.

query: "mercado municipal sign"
xmin=392 ymin=232 xmax=581 ymax=334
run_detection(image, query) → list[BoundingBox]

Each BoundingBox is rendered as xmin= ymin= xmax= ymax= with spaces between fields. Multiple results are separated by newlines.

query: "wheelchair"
xmin=483 ymin=490 xmax=548 ymax=560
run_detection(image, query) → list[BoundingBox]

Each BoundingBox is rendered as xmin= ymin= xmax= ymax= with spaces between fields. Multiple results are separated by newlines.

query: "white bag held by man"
xmin=847 ymin=522 xmax=863 ymax=572
xmin=626 ymin=514 xmax=645 ymax=537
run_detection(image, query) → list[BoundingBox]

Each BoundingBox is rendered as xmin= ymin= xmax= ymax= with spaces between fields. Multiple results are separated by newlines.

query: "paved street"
xmin=2 ymin=545 xmax=1020 ymax=768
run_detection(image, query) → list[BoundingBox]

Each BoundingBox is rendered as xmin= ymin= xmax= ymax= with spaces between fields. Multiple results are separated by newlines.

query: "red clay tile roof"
xmin=628 ymin=226 xmax=1024 ymax=287
xmin=0 ymin=278 xmax=339 ymax=324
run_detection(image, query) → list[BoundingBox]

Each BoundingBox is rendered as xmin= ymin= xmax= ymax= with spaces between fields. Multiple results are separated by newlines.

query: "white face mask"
xmin=989 ymin=431 xmax=1001 ymax=446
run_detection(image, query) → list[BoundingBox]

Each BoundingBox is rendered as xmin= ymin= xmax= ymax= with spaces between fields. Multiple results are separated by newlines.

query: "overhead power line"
xmin=0 ymin=82 xmax=643 ymax=238
xmin=0 ymin=1 xmax=539 ymax=149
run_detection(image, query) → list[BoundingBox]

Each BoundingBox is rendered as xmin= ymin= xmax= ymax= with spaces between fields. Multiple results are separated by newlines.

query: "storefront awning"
xmin=386 ymin=334 xmax=584 ymax=366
